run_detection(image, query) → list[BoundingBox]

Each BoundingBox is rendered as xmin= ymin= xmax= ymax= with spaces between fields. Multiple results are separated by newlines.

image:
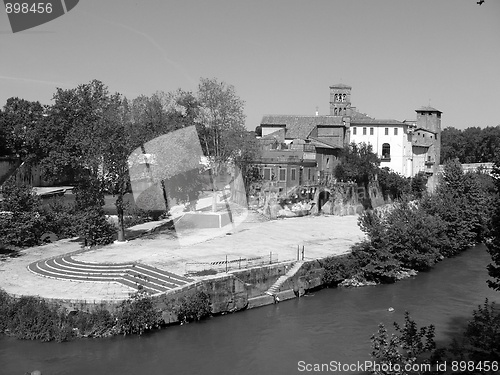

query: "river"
xmin=1 ymin=244 xmax=498 ymax=375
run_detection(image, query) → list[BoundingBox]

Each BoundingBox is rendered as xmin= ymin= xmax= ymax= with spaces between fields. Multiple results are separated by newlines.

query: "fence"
xmin=186 ymin=252 xmax=280 ymax=274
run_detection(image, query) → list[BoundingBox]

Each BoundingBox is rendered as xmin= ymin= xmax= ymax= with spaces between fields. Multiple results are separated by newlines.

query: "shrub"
xmin=378 ymin=167 xmax=411 ymax=201
xmin=7 ymin=296 xmax=58 ymax=342
xmin=176 ymin=291 xmax=211 ymax=323
xmin=42 ymin=197 xmax=79 ymax=239
xmin=76 ymin=208 xmax=116 ymax=246
xmin=322 ymin=255 xmax=357 ymax=286
xmin=370 ymin=312 xmax=436 ymax=375
xmin=449 ymin=299 xmax=500 ymax=362
xmin=115 ymin=293 xmax=163 ymax=335
xmin=0 ymin=181 xmax=48 ymax=247
xmin=351 ymin=241 xmax=401 ymax=283
xmin=135 ymin=183 xmax=168 ymax=220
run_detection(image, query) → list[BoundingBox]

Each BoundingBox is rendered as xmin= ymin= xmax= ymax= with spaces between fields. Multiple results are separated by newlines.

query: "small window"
xmin=263 ymin=168 xmax=271 ymax=180
xmin=385 ymin=128 xmax=389 ymax=135
xmin=279 ymin=168 xmax=286 ymax=181
xmin=394 ymin=128 xmax=398 ymax=136
xmin=291 ymin=168 xmax=296 ymax=181
xmin=370 ymin=128 xmax=374 ymax=135
xmin=363 ymin=127 xmax=367 ymax=135
xmin=308 ymin=168 xmax=311 ymax=180
xmin=352 ymin=127 xmax=357 ymax=135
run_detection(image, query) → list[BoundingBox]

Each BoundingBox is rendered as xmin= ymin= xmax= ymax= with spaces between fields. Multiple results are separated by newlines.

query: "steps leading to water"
xmin=265 ymin=261 xmax=304 ymax=296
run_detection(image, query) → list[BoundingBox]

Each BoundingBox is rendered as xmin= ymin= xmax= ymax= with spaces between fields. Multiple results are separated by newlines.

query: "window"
xmin=363 ymin=127 xmax=367 ymax=135
xmin=382 ymin=143 xmax=390 ymax=159
xmin=334 ymin=108 xmax=338 ymax=115
xmin=394 ymin=128 xmax=398 ymax=136
xmin=279 ymin=168 xmax=286 ymax=181
xmin=352 ymin=127 xmax=357 ymax=135
xmin=385 ymin=128 xmax=389 ymax=135
xmin=370 ymin=128 xmax=374 ymax=135
xmin=342 ymin=93 xmax=346 ymax=102
xmin=308 ymin=168 xmax=311 ymax=180
xmin=263 ymin=168 xmax=271 ymax=180
xmin=291 ymin=168 xmax=296 ymax=181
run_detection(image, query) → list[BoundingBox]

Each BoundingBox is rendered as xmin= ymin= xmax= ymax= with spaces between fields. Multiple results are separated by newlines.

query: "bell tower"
xmin=329 ymin=84 xmax=352 ymax=117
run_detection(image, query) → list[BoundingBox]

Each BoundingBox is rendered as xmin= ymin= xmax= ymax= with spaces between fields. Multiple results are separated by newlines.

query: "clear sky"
xmin=1 ymin=0 xmax=499 ymax=131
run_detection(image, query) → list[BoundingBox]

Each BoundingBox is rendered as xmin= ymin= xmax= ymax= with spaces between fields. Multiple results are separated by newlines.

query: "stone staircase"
xmin=265 ymin=261 xmax=304 ymax=296
xmin=28 ymin=255 xmax=194 ymax=296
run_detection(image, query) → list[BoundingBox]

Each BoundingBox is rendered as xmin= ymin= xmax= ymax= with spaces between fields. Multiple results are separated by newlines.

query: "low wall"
xmin=15 ymin=259 xmax=329 ymax=323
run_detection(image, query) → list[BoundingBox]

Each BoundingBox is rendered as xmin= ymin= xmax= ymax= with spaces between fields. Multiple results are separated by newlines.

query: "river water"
xmin=1 ymin=244 xmax=498 ymax=375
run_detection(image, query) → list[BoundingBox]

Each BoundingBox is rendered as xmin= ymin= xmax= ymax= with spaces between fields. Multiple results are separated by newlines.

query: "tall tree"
xmin=196 ymin=78 xmax=247 ymax=211
xmin=334 ymin=142 xmax=381 ymax=187
xmin=0 ymin=97 xmax=45 ymax=159
xmin=486 ymin=156 xmax=500 ymax=291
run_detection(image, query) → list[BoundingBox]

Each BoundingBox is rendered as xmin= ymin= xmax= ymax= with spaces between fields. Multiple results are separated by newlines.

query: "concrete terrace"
xmin=0 ymin=212 xmax=365 ymax=302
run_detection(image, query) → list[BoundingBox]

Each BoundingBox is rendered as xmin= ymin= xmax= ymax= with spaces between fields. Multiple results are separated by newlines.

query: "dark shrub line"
xmin=0 ymin=289 xmax=212 ymax=342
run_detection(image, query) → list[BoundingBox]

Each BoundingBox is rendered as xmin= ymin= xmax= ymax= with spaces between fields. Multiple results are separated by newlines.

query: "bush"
xmin=76 ymin=208 xmax=116 ymax=246
xmin=378 ymin=167 xmax=411 ymax=201
xmin=115 ymin=292 xmax=163 ymax=335
xmin=351 ymin=241 xmax=401 ymax=283
xmin=0 ymin=181 xmax=49 ymax=247
xmin=42 ymin=197 xmax=79 ymax=239
xmin=123 ymin=204 xmax=154 ymax=228
xmin=7 ymin=296 xmax=59 ymax=342
xmin=176 ymin=291 xmax=211 ymax=323
xmin=322 ymin=255 xmax=357 ymax=286
xmin=135 ymin=183 xmax=168 ymax=220
xmin=370 ymin=312 xmax=436 ymax=375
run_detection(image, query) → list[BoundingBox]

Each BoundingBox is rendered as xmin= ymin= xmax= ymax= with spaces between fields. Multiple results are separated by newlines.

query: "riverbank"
xmin=0 ymin=212 xmax=365 ymax=335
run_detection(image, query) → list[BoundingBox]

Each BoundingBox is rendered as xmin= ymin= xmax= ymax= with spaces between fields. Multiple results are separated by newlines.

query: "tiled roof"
xmin=350 ymin=110 xmax=373 ymax=120
xmin=261 ymin=128 xmax=286 ymax=140
xmin=261 ymin=115 xmax=342 ymax=139
xmin=416 ymin=106 xmax=442 ymax=113
xmin=330 ymin=83 xmax=352 ymax=89
xmin=414 ymin=127 xmax=437 ymax=134
xmin=351 ymin=118 xmax=405 ymax=125
xmin=308 ymin=137 xmax=343 ymax=149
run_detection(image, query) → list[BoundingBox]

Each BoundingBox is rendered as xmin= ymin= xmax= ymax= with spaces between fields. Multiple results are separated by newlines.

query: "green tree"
xmin=410 ymin=172 xmax=427 ymax=199
xmin=378 ymin=167 xmax=411 ymax=200
xmin=334 ymin=142 xmax=380 ymax=187
xmin=371 ymin=312 xmax=436 ymax=375
xmin=486 ymin=157 xmax=500 ymax=290
xmin=0 ymin=180 xmax=47 ymax=247
xmin=0 ymin=97 xmax=45 ymax=159
xmin=196 ymin=78 xmax=247 ymax=211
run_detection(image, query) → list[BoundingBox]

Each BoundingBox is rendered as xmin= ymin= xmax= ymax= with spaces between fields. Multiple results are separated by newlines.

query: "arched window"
xmin=334 ymin=94 xmax=338 ymax=102
xmin=342 ymin=93 xmax=346 ymax=102
xmin=334 ymin=108 xmax=338 ymax=115
xmin=382 ymin=143 xmax=391 ymax=159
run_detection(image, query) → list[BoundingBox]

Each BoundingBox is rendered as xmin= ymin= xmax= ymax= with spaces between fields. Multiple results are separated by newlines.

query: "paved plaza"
xmin=0 ymin=212 xmax=365 ymax=302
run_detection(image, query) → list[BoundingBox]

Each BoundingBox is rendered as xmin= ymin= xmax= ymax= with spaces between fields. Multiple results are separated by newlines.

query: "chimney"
xmin=315 ymin=106 xmax=319 ymax=116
